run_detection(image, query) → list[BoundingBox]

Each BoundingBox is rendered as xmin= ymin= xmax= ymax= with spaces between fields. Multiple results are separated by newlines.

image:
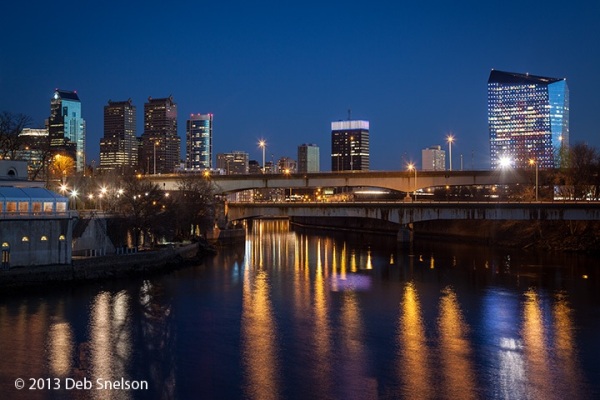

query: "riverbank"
xmin=414 ymin=220 xmax=600 ymax=252
xmin=0 ymin=240 xmax=216 ymax=290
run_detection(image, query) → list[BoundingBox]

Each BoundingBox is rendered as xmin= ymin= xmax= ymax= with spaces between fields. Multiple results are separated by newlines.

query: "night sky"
xmin=2 ymin=1 xmax=599 ymax=171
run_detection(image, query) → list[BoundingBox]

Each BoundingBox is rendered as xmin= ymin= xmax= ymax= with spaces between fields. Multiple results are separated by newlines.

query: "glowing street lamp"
xmin=258 ymin=140 xmax=267 ymax=173
xmin=529 ymin=158 xmax=539 ymax=201
xmin=446 ymin=134 xmax=455 ymax=171
xmin=499 ymin=156 xmax=512 ymax=169
xmin=407 ymin=163 xmax=417 ymax=201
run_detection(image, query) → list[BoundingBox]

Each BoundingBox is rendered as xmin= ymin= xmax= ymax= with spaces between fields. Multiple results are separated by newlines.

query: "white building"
xmin=422 ymin=145 xmax=446 ymax=171
xmin=0 ymin=161 xmax=75 ymax=268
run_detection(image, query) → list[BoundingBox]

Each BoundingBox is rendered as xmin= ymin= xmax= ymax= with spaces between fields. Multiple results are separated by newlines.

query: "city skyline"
xmin=2 ymin=1 xmax=599 ymax=171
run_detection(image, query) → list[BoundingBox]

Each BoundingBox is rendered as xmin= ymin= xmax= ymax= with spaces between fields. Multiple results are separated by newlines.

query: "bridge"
xmin=148 ymin=169 xmax=540 ymax=194
xmin=227 ymin=201 xmax=600 ymax=226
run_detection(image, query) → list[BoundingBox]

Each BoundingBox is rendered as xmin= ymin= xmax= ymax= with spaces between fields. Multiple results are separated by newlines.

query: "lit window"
xmin=59 ymin=235 xmax=66 ymax=241
xmin=41 ymin=236 xmax=48 ymax=241
xmin=2 ymin=242 xmax=9 ymax=248
xmin=22 ymin=236 xmax=29 ymax=242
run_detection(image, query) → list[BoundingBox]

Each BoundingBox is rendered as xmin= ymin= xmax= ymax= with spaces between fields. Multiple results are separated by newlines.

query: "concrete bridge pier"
xmin=397 ymin=223 xmax=413 ymax=244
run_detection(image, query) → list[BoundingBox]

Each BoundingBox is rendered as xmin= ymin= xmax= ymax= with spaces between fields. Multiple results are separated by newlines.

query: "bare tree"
xmin=0 ymin=111 xmax=32 ymax=160
xmin=175 ymin=174 xmax=216 ymax=239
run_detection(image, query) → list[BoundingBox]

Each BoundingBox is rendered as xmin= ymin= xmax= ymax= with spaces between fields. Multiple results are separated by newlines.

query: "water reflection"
xmin=437 ymin=286 xmax=476 ymax=399
xmin=48 ymin=321 xmax=73 ymax=377
xmin=242 ymin=258 xmax=280 ymax=399
xmin=397 ymin=281 xmax=432 ymax=399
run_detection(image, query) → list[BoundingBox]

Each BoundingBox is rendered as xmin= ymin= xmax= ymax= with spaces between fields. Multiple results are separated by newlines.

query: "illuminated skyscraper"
xmin=331 ymin=120 xmax=369 ymax=171
xmin=99 ymin=99 xmax=137 ymax=173
xmin=186 ymin=113 xmax=213 ymax=170
xmin=140 ymin=96 xmax=180 ymax=174
xmin=488 ymin=70 xmax=569 ymax=169
xmin=48 ymin=89 xmax=86 ymax=172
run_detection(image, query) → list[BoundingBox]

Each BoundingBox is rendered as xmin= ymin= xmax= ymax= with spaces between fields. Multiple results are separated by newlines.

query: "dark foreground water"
xmin=1 ymin=219 xmax=600 ymax=399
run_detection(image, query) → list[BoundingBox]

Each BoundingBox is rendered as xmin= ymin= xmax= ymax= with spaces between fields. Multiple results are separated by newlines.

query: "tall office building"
xmin=216 ymin=151 xmax=249 ymax=174
xmin=422 ymin=145 xmax=446 ymax=171
xmin=298 ymin=143 xmax=320 ymax=173
xmin=48 ymin=89 xmax=86 ymax=172
xmin=186 ymin=113 xmax=213 ymax=170
xmin=488 ymin=70 xmax=569 ymax=169
xmin=140 ymin=96 xmax=180 ymax=174
xmin=331 ymin=120 xmax=369 ymax=171
xmin=99 ymin=99 xmax=137 ymax=173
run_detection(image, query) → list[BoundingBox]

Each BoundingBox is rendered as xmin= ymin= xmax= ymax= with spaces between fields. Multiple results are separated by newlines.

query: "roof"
xmin=0 ymin=186 xmax=67 ymax=202
xmin=55 ymin=90 xmax=80 ymax=101
xmin=488 ymin=69 xmax=564 ymax=85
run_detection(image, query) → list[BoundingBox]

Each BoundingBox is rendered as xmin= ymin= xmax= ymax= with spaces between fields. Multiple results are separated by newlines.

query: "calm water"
xmin=1 ymin=219 xmax=599 ymax=399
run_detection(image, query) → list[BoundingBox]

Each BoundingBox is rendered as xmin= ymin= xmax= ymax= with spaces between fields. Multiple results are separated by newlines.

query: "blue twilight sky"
xmin=1 ymin=0 xmax=599 ymax=171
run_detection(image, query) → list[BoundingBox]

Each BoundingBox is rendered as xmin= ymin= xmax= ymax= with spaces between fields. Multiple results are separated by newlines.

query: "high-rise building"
xmin=99 ymin=99 xmax=137 ymax=174
xmin=216 ymin=151 xmax=249 ymax=174
xmin=422 ymin=145 xmax=446 ymax=171
xmin=48 ymin=89 xmax=86 ymax=172
xmin=331 ymin=120 xmax=369 ymax=171
xmin=298 ymin=143 xmax=320 ymax=173
xmin=277 ymin=157 xmax=297 ymax=173
xmin=18 ymin=128 xmax=49 ymax=179
xmin=186 ymin=113 xmax=213 ymax=170
xmin=140 ymin=96 xmax=180 ymax=174
xmin=488 ymin=70 xmax=569 ymax=169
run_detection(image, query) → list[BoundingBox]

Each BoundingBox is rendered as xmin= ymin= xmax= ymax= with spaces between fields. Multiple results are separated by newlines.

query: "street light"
xmin=259 ymin=139 xmax=267 ymax=173
xmin=446 ymin=134 xmax=455 ymax=171
xmin=407 ymin=163 xmax=417 ymax=201
xmin=153 ymin=141 xmax=159 ymax=175
xmin=529 ymin=158 xmax=539 ymax=201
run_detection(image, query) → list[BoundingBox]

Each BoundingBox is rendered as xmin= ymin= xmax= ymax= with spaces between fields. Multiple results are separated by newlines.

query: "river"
xmin=1 ymin=219 xmax=599 ymax=399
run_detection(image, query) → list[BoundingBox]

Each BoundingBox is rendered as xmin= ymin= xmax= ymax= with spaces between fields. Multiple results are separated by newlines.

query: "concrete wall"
xmin=0 ymin=217 xmax=74 ymax=267
xmin=72 ymin=217 xmax=116 ymax=257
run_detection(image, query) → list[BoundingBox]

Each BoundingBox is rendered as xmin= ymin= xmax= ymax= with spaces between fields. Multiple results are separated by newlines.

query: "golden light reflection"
xmin=366 ymin=248 xmax=373 ymax=270
xmin=91 ymin=292 xmax=113 ymax=394
xmin=438 ymin=287 xmax=476 ymax=399
xmin=552 ymin=291 xmax=584 ymax=398
xmin=398 ymin=282 xmax=432 ymax=399
xmin=242 ymin=268 xmax=280 ymax=400
xmin=340 ymin=291 xmax=376 ymax=398
xmin=89 ymin=290 xmax=132 ymax=400
xmin=522 ymin=288 xmax=552 ymax=399
xmin=313 ymin=238 xmax=333 ymax=396
xmin=48 ymin=322 xmax=73 ymax=376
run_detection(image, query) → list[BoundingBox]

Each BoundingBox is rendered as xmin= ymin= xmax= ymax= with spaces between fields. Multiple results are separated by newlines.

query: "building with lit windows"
xmin=186 ymin=113 xmax=213 ymax=170
xmin=0 ymin=161 xmax=74 ymax=268
xmin=48 ymin=89 xmax=86 ymax=172
xmin=488 ymin=70 xmax=569 ymax=169
xmin=331 ymin=120 xmax=369 ymax=171
xmin=298 ymin=143 xmax=319 ymax=173
xmin=216 ymin=151 xmax=248 ymax=174
xmin=140 ymin=96 xmax=180 ymax=174
xmin=422 ymin=145 xmax=446 ymax=171
xmin=99 ymin=99 xmax=138 ymax=174
xmin=277 ymin=157 xmax=297 ymax=173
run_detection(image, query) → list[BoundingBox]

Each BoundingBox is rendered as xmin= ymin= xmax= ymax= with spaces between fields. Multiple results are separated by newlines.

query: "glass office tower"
xmin=298 ymin=143 xmax=320 ymax=173
xmin=488 ymin=70 xmax=569 ymax=169
xmin=186 ymin=113 xmax=213 ymax=170
xmin=331 ymin=120 xmax=370 ymax=171
xmin=48 ymin=89 xmax=86 ymax=172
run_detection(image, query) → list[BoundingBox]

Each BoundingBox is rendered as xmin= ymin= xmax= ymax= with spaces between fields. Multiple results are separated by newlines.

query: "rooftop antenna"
xmin=348 ymin=109 xmax=352 ymax=121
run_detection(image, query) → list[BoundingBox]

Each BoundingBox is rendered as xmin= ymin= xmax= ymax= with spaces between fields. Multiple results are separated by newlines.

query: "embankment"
xmin=0 ymin=241 xmax=216 ymax=290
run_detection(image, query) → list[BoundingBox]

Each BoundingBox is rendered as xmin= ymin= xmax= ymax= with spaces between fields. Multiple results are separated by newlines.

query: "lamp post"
xmin=153 ymin=141 xmax=159 ymax=175
xmin=529 ymin=159 xmax=539 ymax=201
xmin=259 ymin=140 xmax=266 ymax=173
xmin=407 ymin=163 xmax=417 ymax=201
xmin=446 ymin=134 xmax=454 ymax=171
